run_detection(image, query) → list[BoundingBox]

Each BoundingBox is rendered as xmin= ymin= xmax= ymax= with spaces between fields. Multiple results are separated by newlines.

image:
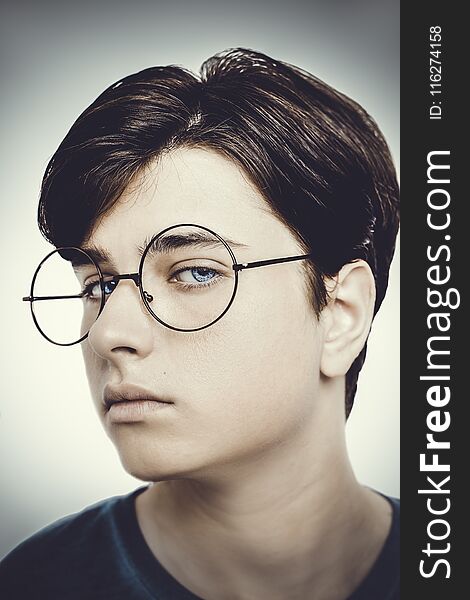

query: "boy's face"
xmin=81 ymin=147 xmax=325 ymax=481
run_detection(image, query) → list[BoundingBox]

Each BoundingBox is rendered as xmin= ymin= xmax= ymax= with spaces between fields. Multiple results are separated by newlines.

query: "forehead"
xmin=85 ymin=147 xmax=299 ymax=261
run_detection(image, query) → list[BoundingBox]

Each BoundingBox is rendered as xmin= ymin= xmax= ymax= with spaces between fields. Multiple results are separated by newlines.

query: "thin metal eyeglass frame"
xmin=22 ymin=223 xmax=313 ymax=345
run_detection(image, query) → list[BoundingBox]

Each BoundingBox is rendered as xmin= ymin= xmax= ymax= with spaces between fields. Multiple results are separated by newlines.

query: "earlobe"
xmin=320 ymin=260 xmax=376 ymax=378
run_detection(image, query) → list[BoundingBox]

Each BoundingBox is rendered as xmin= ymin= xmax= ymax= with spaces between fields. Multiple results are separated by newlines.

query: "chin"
xmin=119 ymin=458 xmax=188 ymax=484
xmin=115 ymin=443 xmax=208 ymax=483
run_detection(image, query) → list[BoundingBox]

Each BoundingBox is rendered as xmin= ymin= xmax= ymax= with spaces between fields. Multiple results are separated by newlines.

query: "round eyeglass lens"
xmin=140 ymin=225 xmax=238 ymax=331
xmin=30 ymin=247 xmax=104 ymax=345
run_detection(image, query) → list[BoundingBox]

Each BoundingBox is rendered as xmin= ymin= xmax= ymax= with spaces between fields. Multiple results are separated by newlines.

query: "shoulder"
xmin=377 ymin=493 xmax=400 ymax=568
xmin=0 ymin=487 xmax=145 ymax=598
xmin=384 ymin=495 xmax=400 ymax=530
xmin=386 ymin=495 xmax=400 ymax=513
xmin=2 ymin=493 xmax=119 ymax=558
xmin=369 ymin=493 xmax=400 ymax=598
xmin=384 ymin=494 xmax=400 ymax=546
xmin=349 ymin=492 xmax=400 ymax=600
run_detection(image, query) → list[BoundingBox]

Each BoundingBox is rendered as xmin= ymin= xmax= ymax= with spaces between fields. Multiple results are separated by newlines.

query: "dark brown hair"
xmin=38 ymin=47 xmax=399 ymax=416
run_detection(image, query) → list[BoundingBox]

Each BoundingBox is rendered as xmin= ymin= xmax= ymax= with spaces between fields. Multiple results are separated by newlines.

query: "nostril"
xmin=111 ymin=346 xmax=138 ymax=354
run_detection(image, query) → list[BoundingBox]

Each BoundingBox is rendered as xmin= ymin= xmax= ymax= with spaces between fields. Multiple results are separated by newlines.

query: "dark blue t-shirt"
xmin=0 ymin=486 xmax=400 ymax=599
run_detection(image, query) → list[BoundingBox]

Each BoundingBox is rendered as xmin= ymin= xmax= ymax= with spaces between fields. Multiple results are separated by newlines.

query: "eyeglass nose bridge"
xmin=110 ymin=273 xmax=153 ymax=303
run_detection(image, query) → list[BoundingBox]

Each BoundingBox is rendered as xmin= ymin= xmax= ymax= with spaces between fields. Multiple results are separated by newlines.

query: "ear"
xmin=320 ymin=260 xmax=376 ymax=378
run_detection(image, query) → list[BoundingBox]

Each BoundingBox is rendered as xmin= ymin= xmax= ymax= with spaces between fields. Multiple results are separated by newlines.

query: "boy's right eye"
xmin=83 ymin=279 xmax=116 ymax=299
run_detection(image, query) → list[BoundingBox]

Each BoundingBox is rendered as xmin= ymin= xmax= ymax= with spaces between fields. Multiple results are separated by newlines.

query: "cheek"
xmin=81 ymin=344 xmax=104 ymax=402
xmin=176 ymin=273 xmax=320 ymax=445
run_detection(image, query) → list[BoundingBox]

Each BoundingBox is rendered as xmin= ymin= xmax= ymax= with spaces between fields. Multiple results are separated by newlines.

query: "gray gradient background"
xmin=0 ymin=0 xmax=399 ymax=559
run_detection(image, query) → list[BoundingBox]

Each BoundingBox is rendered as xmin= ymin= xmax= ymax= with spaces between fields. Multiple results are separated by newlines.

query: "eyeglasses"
xmin=22 ymin=223 xmax=313 ymax=346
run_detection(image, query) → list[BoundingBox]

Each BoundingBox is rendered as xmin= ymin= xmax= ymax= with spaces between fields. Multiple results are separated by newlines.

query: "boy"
xmin=2 ymin=47 xmax=399 ymax=599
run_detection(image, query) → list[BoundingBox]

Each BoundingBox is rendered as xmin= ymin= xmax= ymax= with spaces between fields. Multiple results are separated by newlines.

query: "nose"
xmin=86 ymin=276 xmax=155 ymax=361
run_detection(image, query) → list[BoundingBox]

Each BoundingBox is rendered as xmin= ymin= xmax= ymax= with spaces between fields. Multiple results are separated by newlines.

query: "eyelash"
xmin=81 ymin=280 xmax=111 ymax=300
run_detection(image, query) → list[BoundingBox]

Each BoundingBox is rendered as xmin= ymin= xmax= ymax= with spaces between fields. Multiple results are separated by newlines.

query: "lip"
xmin=103 ymin=382 xmax=174 ymax=412
xmin=106 ymin=399 xmax=173 ymax=424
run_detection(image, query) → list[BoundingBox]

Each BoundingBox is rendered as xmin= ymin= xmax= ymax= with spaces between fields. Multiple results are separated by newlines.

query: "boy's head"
xmin=38 ymin=48 xmax=399 ymax=425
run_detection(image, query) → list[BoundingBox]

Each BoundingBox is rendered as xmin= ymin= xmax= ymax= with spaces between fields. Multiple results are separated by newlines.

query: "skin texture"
xmin=81 ymin=147 xmax=391 ymax=600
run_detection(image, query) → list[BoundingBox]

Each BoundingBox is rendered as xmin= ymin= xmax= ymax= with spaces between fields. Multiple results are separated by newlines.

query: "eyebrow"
xmin=75 ymin=231 xmax=249 ymax=268
xmin=138 ymin=232 xmax=249 ymax=256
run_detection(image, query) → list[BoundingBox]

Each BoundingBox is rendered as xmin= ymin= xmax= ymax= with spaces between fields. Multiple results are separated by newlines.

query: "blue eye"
xmin=82 ymin=279 xmax=117 ymax=300
xmin=103 ymin=280 xmax=117 ymax=295
xmin=173 ymin=267 xmax=219 ymax=286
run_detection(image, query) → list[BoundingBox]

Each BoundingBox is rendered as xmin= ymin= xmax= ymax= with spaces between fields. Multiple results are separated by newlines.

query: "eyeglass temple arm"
xmin=233 ymin=253 xmax=313 ymax=272
xmin=22 ymin=273 xmax=149 ymax=302
xmin=23 ymin=293 xmax=85 ymax=301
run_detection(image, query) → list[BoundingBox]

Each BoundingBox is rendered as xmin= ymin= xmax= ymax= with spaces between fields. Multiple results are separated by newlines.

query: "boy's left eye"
xmin=174 ymin=267 xmax=219 ymax=284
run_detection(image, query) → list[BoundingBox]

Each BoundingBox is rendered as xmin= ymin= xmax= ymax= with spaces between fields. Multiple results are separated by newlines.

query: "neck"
xmin=136 ymin=389 xmax=392 ymax=600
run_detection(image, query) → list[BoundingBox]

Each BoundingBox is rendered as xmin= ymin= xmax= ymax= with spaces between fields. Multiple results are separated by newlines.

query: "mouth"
xmin=103 ymin=382 xmax=174 ymax=412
